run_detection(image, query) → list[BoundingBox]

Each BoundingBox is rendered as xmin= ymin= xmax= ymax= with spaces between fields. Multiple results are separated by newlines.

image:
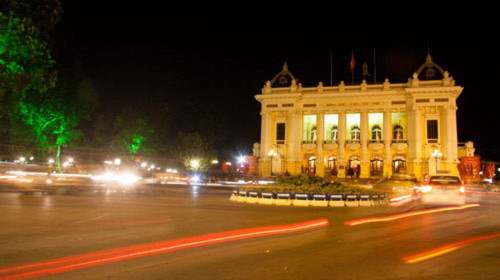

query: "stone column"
xmin=295 ymin=112 xmax=303 ymax=173
xmin=360 ymin=111 xmax=369 ymax=177
xmin=338 ymin=112 xmax=346 ymax=178
xmin=316 ymin=111 xmax=325 ymax=177
xmin=414 ymin=107 xmax=422 ymax=161
xmin=286 ymin=111 xmax=297 ymax=174
xmin=383 ymin=110 xmax=392 ymax=178
xmin=450 ymin=106 xmax=458 ymax=162
xmin=407 ymin=107 xmax=423 ymax=178
xmin=258 ymin=111 xmax=272 ymax=177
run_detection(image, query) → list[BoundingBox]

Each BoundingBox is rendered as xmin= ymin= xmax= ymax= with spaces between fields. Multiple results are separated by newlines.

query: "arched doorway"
xmin=307 ymin=156 xmax=316 ymax=174
xmin=392 ymin=155 xmax=406 ymax=174
xmin=347 ymin=156 xmax=361 ymax=178
xmin=328 ymin=156 xmax=338 ymax=176
xmin=370 ymin=155 xmax=384 ymax=177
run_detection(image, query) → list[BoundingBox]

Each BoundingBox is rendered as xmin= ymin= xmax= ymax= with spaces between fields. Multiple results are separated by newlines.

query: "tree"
xmin=173 ymin=132 xmax=216 ymax=171
xmin=113 ymin=108 xmax=156 ymax=160
xmin=16 ymin=68 xmax=96 ymax=170
xmin=0 ymin=11 xmax=56 ymax=117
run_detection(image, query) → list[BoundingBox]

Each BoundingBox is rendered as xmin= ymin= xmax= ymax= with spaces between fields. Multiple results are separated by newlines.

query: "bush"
xmin=243 ymin=174 xmax=384 ymax=195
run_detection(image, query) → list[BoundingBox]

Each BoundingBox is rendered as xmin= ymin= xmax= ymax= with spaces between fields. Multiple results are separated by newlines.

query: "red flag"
xmin=350 ymin=51 xmax=355 ymax=72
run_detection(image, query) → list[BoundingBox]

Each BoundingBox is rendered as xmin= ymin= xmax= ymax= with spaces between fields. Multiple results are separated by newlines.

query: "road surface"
xmin=0 ymin=185 xmax=498 ymax=279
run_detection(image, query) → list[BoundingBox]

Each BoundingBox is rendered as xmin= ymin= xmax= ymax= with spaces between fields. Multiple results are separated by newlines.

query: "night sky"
xmin=53 ymin=1 xmax=499 ymax=161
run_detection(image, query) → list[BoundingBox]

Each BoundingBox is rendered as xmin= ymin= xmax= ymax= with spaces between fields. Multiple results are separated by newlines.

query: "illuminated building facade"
xmin=255 ymin=55 xmax=468 ymax=179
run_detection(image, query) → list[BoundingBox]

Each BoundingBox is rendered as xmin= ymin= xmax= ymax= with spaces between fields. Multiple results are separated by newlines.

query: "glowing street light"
xmin=29 ymin=156 xmax=34 ymax=161
xmin=141 ymin=162 xmax=147 ymax=168
xmin=190 ymin=159 xmax=200 ymax=169
xmin=431 ymin=149 xmax=442 ymax=173
xmin=211 ymin=159 xmax=219 ymax=164
xmin=114 ymin=158 xmax=121 ymax=165
xmin=68 ymin=157 xmax=74 ymax=163
xmin=237 ymin=156 xmax=246 ymax=164
xmin=48 ymin=159 xmax=55 ymax=164
xmin=19 ymin=157 xmax=25 ymax=162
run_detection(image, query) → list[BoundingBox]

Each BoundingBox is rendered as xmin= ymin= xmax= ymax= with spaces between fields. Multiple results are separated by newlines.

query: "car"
xmin=418 ymin=175 xmax=466 ymax=205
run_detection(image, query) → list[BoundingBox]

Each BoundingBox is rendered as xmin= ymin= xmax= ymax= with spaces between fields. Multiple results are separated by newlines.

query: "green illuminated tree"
xmin=0 ymin=11 xmax=56 ymax=117
xmin=113 ymin=108 xmax=156 ymax=159
xmin=173 ymin=132 xmax=216 ymax=171
xmin=16 ymin=68 xmax=96 ymax=171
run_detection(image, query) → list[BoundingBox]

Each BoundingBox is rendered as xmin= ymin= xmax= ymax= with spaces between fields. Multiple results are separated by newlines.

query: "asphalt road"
xmin=0 ymin=185 xmax=499 ymax=280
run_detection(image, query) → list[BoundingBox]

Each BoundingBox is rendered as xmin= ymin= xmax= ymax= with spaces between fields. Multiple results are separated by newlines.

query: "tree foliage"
xmin=173 ymin=132 xmax=216 ymax=171
xmin=0 ymin=11 xmax=56 ymax=116
xmin=16 ymin=68 xmax=96 ymax=169
xmin=113 ymin=108 xmax=156 ymax=159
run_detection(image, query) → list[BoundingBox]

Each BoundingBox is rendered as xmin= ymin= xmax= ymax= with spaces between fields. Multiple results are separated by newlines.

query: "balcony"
xmin=368 ymin=140 xmax=384 ymax=152
xmin=323 ymin=139 xmax=339 ymax=150
xmin=345 ymin=140 xmax=361 ymax=151
xmin=391 ymin=139 xmax=408 ymax=151
xmin=302 ymin=140 xmax=317 ymax=151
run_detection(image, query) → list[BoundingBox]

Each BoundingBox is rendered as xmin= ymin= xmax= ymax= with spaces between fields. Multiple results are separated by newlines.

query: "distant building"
xmin=254 ymin=54 xmax=474 ymax=179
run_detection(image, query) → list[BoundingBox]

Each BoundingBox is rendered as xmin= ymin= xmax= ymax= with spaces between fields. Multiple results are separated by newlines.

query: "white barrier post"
xmin=345 ymin=194 xmax=360 ymax=207
xmin=359 ymin=194 xmax=371 ymax=206
xmin=246 ymin=191 xmax=259 ymax=204
xmin=259 ymin=192 xmax=274 ymax=205
xmin=236 ymin=190 xmax=247 ymax=202
xmin=311 ymin=193 xmax=328 ymax=207
xmin=293 ymin=193 xmax=311 ymax=207
xmin=275 ymin=192 xmax=292 ymax=206
xmin=329 ymin=194 xmax=345 ymax=207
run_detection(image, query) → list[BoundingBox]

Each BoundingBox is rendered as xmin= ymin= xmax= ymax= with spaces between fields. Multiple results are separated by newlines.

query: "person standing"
xmin=356 ymin=164 xmax=361 ymax=178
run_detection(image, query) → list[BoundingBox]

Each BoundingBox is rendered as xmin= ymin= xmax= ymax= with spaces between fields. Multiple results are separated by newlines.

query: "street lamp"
xmin=431 ymin=149 xmax=442 ymax=174
xmin=268 ymin=150 xmax=278 ymax=175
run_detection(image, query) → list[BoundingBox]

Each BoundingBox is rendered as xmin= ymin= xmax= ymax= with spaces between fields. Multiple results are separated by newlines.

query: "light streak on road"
xmin=0 ymin=219 xmax=329 ymax=279
xmin=344 ymin=204 xmax=480 ymax=226
xmin=388 ymin=194 xmax=413 ymax=207
xmin=401 ymin=232 xmax=500 ymax=264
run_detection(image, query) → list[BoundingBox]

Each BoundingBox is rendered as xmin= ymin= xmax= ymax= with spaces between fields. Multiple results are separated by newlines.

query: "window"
xmin=328 ymin=156 xmax=337 ymax=170
xmin=393 ymin=124 xmax=404 ymax=141
xmin=427 ymin=120 xmax=438 ymax=142
xmin=303 ymin=115 xmax=317 ymax=143
xmin=330 ymin=125 xmax=338 ymax=140
xmin=324 ymin=114 xmax=339 ymax=141
xmin=371 ymin=125 xmax=382 ymax=142
xmin=276 ymin=123 xmax=285 ymax=144
xmin=351 ymin=125 xmax=360 ymax=141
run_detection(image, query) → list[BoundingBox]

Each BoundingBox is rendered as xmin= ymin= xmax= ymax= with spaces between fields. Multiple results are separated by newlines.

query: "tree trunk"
xmin=56 ymin=140 xmax=61 ymax=172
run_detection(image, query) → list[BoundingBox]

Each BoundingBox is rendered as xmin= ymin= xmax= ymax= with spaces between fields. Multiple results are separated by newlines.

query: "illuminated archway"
xmin=370 ymin=155 xmax=384 ymax=176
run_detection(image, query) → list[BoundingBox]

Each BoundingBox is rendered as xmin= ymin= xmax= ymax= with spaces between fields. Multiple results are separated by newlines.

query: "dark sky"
xmin=53 ymin=1 xmax=499 ymax=161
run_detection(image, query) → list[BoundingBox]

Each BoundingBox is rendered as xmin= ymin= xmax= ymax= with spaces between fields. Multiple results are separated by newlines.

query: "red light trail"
xmin=0 ymin=219 xmax=329 ymax=279
xmin=344 ymin=204 xmax=480 ymax=226
xmin=401 ymin=232 xmax=500 ymax=263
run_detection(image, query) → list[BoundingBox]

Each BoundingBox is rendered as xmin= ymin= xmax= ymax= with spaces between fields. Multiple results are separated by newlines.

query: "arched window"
xmin=308 ymin=156 xmax=316 ymax=174
xmin=393 ymin=124 xmax=404 ymax=141
xmin=328 ymin=156 xmax=337 ymax=170
xmin=351 ymin=125 xmax=360 ymax=141
xmin=392 ymin=155 xmax=406 ymax=173
xmin=311 ymin=126 xmax=317 ymax=141
xmin=372 ymin=125 xmax=382 ymax=141
xmin=330 ymin=125 xmax=338 ymax=140
xmin=370 ymin=155 xmax=384 ymax=176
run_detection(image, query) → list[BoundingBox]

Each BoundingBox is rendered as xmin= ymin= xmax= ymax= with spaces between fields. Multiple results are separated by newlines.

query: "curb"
xmin=230 ymin=191 xmax=388 ymax=207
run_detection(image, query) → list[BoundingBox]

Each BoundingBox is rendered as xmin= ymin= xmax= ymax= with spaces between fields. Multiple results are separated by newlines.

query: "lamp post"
xmin=431 ymin=149 xmax=442 ymax=174
xmin=268 ymin=150 xmax=278 ymax=176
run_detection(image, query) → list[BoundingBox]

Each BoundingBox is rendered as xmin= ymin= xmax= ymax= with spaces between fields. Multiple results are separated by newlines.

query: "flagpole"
xmin=373 ymin=48 xmax=377 ymax=84
xmin=330 ymin=50 xmax=333 ymax=86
